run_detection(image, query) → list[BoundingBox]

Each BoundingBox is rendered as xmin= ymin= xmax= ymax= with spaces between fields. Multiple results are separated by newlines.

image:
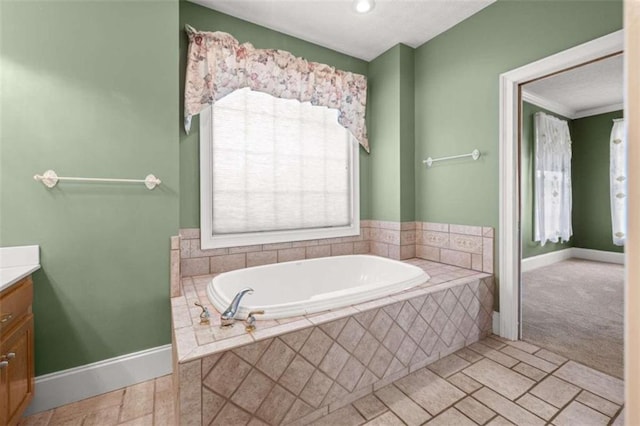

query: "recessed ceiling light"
xmin=353 ymin=0 xmax=375 ymax=14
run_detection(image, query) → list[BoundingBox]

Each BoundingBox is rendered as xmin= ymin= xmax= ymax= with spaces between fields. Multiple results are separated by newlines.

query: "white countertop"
xmin=0 ymin=245 xmax=40 ymax=292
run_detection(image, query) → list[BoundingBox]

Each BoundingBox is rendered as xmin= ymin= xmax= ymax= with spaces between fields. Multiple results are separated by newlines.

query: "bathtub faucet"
xmin=220 ymin=287 xmax=254 ymax=327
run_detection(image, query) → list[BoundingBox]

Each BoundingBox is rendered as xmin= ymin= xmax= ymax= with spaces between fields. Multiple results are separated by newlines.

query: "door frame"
xmin=498 ymin=30 xmax=624 ymax=340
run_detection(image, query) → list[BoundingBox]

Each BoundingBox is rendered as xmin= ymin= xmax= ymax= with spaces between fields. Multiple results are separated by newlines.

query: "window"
xmin=200 ymin=88 xmax=359 ymax=249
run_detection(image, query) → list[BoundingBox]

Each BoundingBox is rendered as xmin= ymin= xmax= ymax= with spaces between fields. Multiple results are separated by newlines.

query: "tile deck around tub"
xmin=21 ymin=337 xmax=625 ymax=426
xmin=172 ymin=258 xmax=491 ymax=363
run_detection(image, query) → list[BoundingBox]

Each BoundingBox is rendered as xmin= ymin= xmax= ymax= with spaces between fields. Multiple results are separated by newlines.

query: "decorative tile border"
xmin=174 ymin=221 xmax=494 ymax=281
xmin=174 ymin=275 xmax=494 ymax=425
xmin=416 ymin=222 xmax=494 ymax=274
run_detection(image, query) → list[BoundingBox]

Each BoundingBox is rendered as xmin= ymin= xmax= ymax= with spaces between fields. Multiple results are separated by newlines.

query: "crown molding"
xmin=523 ymin=90 xmax=623 ymax=120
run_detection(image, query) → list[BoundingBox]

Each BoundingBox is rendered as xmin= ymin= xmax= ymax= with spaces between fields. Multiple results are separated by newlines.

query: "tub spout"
xmin=221 ymin=287 xmax=253 ymax=327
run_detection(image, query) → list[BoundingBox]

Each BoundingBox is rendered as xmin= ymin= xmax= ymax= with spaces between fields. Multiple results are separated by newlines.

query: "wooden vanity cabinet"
xmin=0 ymin=276 xmax=35 ymax=426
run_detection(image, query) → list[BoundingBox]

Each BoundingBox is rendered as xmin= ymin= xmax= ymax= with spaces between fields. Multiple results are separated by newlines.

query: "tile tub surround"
xmin=177 ymin=221 xmax=494 ymax=279
xmin=171 ymin=259 xmax=494 ymax=425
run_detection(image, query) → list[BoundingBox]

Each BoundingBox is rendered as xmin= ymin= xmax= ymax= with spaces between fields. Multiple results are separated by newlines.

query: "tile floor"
xmin=20 ymin=337 xmax=625 ymax=426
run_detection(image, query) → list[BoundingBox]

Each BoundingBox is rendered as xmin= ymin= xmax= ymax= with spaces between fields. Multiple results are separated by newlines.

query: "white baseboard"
xmin=571 ymin=248 xmax=625 ymax=264
xmin=521 ymin=247 xmax=624 ymax=272
xmin=492 ymin=311 xmax=500 ymax=336
xmin=25 ymin=344 xmax=172 ymax=416
xmin=521 ymin=248 xmax=574 ymax=272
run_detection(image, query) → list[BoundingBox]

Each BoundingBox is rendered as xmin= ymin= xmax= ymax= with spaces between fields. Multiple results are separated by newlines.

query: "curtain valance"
xmin=183 ymin=25 xmax=370 ymax=152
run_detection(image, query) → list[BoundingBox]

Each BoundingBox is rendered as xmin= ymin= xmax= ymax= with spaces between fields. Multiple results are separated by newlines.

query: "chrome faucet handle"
xmin=220 ymin=287 xmax=255 ymax=327
xmin=245 ymin=310 xmax=265 ymax=332
xmin=194 ymin=302 xmax=210 ymax=325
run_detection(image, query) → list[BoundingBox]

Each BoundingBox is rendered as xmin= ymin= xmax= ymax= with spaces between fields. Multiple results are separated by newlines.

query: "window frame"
xmin=199 ymin=103 xmax=360 ymax=250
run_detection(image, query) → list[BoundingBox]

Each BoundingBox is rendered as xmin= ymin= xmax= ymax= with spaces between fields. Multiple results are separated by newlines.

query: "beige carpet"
xmin=522 ymin=258 xmax=624 ymax=378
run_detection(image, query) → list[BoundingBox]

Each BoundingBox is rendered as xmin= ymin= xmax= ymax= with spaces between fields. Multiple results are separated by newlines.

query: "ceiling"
xmin=523 ymin=54 xmax=624 ymax=119
xmin=189 ymin=0 xmax=496 ymax=61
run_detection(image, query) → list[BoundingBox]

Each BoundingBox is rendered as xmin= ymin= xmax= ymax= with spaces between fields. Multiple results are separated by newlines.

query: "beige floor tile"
xmin=49 ymin=417 xmax=84 ymax=426
xmin=462 ymin=359 xmax=534 ymax=400
xmin=375 ymin=384 xmax=431 ymax=425
xmin=363 ymin=411 xmax=404 ymax=425
xmin=482 ymin=349 xmax=519 ymax=368
xmin=352 ymin=394 xmax=387 ymax=421
xmin=455 ymin=347 xmax=483 ymax=363
xmin=480 ymin=337 xmax=506 ymax=350
xmin=576 ymin=391 xmax=620 ymax=417
xmin=505 ymin=340 xmax=539 ymax=354
xmin=447 ymin=372 xmax=483 ymax=394
xmin=467 ymin=341 xmax=494 ymax=356
xmin=425 ymin=407 xmax=476 ymax=426
xmin=82 ymin=405 xmax=120 ymax=426
xmin=427 ymin=354 xmax=470 ymax=378
xmin=49 ymin=389 xmax=124 ymax=424
xmin=611 ymin=408 xmax=624 ymax=426
xmin=117 ymin=414 xmax=154 ymax=426
xmin=533 ymin=349 xmax=567 ymax=366
xmin=486 ymin=415 xmax=515 ymax=425
xmin=19 ymin=410 xmax=53 ymax=426
xmin=516 ymin=393 xmax=557 ymax=421
xmin=119 ymin=380 xmax=155 ymax=422
xmin=472 ymin=387 xmax=545 ymax=426
xmin=308 ymin=405 xmax=365 ymax=426
xmin=500 ymin=346 xmax=556 ymax=373
xmin=153 ymin=375 xmax=175 ymax=425
xmin=553 ymin=361 xmax=624 ymax=405
xmin=529 ymin=376 xmax=580 ymax=408
xmin=393 ymin=368 xmax=465 ymax=416
xmin=512 ymin=362 xmax=546 ymax=382
xmin=551 ymin=401 xmax=609 ymax=426
xmin=455 ymin=396 xmax=495 ymax=424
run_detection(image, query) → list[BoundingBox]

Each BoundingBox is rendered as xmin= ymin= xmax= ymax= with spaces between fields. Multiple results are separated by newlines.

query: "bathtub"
xmin=207 ymin=254 xmax=429 ymax=320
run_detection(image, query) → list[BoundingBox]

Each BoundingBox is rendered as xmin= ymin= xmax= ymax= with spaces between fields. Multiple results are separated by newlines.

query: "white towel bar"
xmin=34 ymin=170 xmax=161 ymax=190
xmin=423 ymin=149 xmax=480 ymax=167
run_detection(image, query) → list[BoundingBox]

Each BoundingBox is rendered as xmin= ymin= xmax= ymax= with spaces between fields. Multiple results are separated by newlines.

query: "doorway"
xmin=497 ymin=30 xmax=624 ymax=342
xmin=517 ymin=54 xmax=625 ymax=378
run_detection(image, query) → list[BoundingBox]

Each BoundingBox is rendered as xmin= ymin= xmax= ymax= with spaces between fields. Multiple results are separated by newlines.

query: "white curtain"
xmin=610 ymin=118 xmax=627 ymax=246
xmin=534 ymin=112 xmax=573 ymax=246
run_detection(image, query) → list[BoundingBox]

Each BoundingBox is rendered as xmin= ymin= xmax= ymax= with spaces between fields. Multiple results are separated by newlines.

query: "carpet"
xmin=521 ymin=258 xmax=624 ymax=378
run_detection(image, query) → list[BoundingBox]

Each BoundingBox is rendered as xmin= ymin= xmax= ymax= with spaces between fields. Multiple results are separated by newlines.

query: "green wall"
xmin=368 ymin=44 xmax=415 ymax=222
xmin=573 ymin=110 xmax=624 ymax=253
xmin=521 ymin=102 xmax=574 ymax=258
xmin=414 ymin=0 xmax=622 ymax=230
xmin=369 ymin=47 xmax=401 ymax=221
xmin=179 ymin=1 xmax=370 ymax=227
xmin=399 ymin=45 xmax=416 ymax=222
xmin=0 ymin=1 xmax=178 ymax=375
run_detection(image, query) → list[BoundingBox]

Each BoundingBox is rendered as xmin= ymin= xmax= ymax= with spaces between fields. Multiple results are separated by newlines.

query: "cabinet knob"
xmin=0 ymin=313 xmax=12 ymax=323
xmin=0 ymin=353 xmax=15 ymax=362
xmin=0 ymin=361 xmax=7 ymax=369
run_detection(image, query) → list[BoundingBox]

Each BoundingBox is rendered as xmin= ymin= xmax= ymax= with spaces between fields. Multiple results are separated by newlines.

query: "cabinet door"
xmin=1 ymin=315 xmax=34 ymax=426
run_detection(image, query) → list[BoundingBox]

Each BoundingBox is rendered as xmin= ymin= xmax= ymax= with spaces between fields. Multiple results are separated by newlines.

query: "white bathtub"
xmin=207 ymin=255 xmax=429 ymax=320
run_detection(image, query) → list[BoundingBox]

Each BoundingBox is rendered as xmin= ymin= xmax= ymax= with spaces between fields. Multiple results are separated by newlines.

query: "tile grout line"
xmin=447 ymin=345 xmax=555 ymax=425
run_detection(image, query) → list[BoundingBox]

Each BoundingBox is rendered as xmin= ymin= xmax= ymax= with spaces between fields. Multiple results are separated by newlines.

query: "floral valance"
xmin=184 ymin=25 xmax=370 ymax=152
